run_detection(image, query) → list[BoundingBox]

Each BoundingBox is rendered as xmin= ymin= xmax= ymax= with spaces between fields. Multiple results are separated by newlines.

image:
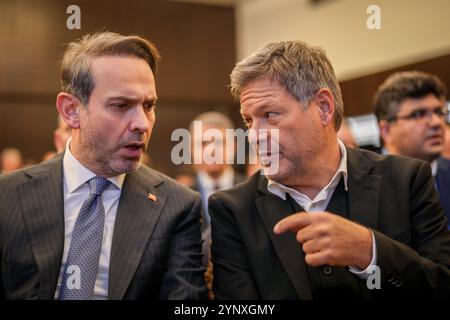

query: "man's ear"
xmin=379 ymin=119 xmax=391 ymax=145
xmin=56 ymin=92 xmax=82 ymax=129
xmin=314 ymin=88 xmax=335 ymax=127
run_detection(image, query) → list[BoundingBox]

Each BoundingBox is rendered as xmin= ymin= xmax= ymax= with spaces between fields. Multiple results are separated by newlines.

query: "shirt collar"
xmin=63 ymin=138 xmax=126 ymax=194
xmin=267 ymin=139 xmax=348 ymax=200
xmin=430 ymin=159 xmax=438 ymax=177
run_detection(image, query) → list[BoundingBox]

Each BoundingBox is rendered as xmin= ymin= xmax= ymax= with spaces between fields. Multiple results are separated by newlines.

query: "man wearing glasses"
xmin=374 ymin=71 xmax=450 ymax=227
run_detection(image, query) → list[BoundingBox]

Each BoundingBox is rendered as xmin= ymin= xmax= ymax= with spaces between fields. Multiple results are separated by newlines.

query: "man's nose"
xmin=248 ymin=128 xmax=259 ymax=147
xmin=248 ymin=125 xmax=272 ymax=149
xmin=429 ymin=110 xmax=445 ymax=128
xmin=130 ymin=106 xmax=150 ymax=133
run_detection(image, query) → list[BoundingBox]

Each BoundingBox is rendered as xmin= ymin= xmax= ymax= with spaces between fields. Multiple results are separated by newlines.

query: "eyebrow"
xmin=240 ymin=103 xmax=281 ymax=117
xmin=106 ymin=96 xmax=158 ymax=104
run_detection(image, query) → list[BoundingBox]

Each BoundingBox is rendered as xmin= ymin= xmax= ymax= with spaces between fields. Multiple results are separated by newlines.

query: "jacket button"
xmin=323 ymin=266 xmax=333 ymax=275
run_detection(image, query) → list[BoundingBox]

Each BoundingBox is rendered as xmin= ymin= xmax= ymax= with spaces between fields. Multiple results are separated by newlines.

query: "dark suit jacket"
xmin=0 ymin=154 xmax=207 ymax=300
xmin=436 ymin=157 xmax=450 ymax=227
xmin=209 ymin=148 xmax=450 ymax=299
xmin=191 ymin=170 xmax=247 ymax=265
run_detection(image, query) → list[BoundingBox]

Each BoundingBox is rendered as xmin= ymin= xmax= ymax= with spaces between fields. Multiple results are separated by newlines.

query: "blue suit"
xmin=436 ymin=157 xmax=450 ymax=228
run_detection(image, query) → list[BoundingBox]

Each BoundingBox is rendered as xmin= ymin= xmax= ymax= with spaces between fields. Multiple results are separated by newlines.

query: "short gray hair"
xmin=61 ymin=31 xmax=161 ymax=106
xmin=230 ymin=41 xmax=343 ymax=130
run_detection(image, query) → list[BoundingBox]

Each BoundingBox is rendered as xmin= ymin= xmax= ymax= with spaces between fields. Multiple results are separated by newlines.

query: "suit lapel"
xmin=346 ymin=148 xmax=381 ymax=230
xmin=108 ymin=168 xmax=167 ymax=300
xmin=254 ymin=176 xmax=313 ymax=300
xmin=253 ymin=148 xmax=382 ymax=299
xmin=17 ymin=155 xmax=65 ymax=299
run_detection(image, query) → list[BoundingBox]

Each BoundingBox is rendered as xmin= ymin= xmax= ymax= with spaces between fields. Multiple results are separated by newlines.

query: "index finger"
xmin=273 ymin=212 xmax=311 ymax=234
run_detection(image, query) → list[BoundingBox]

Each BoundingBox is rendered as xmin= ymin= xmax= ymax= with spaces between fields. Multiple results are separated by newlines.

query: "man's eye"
xmin=410 ymin=110 xmax=427 ymax=119
xmin=144 ymin=103 xmax=155 ymax=111
xmin=434 ymin=108 xmax=446 ymax=117
xmin=113 ymin=103 xmax=128 ymax=109
xmin=265 ymin=112 xmax=278 ymax=118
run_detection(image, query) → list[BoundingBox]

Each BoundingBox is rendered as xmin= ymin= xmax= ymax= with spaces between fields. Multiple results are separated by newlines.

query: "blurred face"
xmin=192 ymin=125 xmax=229 ymax=178
xmin=381 ymin=94 xmax=446 ymax=163
xmin=54 ymin=116 xmax=71 ymax=153
xmin=240 ymin=78 xmax=326 ymax=185
xmin=337 ymin=122 xmax=357 ymax=148
xmin=71 ymin=56 xmax=157 ymax=177
xmin=443 ymin=125 xmax=450 ymax=159
xmin=1 ymin=151 xmax=22 ymax=172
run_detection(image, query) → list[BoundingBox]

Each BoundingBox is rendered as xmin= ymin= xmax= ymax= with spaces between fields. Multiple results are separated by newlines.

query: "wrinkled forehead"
xmin=239 ymin=78 xmax=287 ymax=112
xmin=240 ymin=78 xmax=282 ymax=101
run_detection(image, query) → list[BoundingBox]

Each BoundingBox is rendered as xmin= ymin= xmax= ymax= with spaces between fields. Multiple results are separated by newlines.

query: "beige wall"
xmin=236 ymin=0 xmax=450 ymax=80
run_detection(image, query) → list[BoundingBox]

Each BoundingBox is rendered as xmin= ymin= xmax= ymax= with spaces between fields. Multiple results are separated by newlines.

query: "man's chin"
xmin=110 ymin=159 xmax=142 ymax=175
xmin=262 ymin=166 xmax=286 ymax=182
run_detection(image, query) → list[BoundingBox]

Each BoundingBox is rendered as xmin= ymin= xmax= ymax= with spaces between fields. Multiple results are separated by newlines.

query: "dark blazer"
xmin=0 ymin=154 xmax=206 ymax=300
xmin=209 ymin=148 xmax=450 ymax=299
xmin=191 ymin=170 xmax=247 ymax=264
xmin=436 ymin=157 xmax=450 ymax=227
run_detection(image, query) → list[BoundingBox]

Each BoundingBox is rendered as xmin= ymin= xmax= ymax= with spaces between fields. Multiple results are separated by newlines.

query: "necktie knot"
xmin=89 ymin=176 xmax=111 ymax=196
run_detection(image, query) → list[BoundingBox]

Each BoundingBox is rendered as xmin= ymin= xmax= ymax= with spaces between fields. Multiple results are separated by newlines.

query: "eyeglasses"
xmin=388 ymin=107 xmax=449 ymax=122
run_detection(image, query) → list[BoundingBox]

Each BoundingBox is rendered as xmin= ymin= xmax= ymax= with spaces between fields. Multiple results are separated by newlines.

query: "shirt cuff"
xmin=348 ymin=230 xmax=377 ymax=279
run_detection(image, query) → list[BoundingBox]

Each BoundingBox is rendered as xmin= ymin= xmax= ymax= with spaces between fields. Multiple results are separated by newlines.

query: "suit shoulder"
xmin=211 ymin=172 xmax=261 ymax=205
xmin=350 ymin=148 xmax=426 ymax=173
xmin=0 ymin=168 xmax=27 ymax=189
xmin=0 ymin=155 xmax=62 ymax=189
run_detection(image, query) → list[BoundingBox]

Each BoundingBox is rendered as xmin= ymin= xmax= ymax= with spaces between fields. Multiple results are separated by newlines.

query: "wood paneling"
xmin=340 ymin=54 xmax=450 ymax=116
xmin=0 ymin=0 xmax=236 ymax=175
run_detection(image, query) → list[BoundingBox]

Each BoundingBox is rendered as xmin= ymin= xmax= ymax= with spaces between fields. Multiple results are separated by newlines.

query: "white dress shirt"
xmin=266 ymin=139 xmax=377 ymax=278
xmin=431 ymin=159 xmax=438 ymax=177
xmin=54 ymin=139 xmax=125 ymax=300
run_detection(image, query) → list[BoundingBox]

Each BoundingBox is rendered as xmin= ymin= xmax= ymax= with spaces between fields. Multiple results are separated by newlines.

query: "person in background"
xmin=337 ymin=118 xmax=357 ymax=148
xmin=54 ymin=115 xmax=71 ymax=153
xmin=189 ymin=111 xmax=246 ymax=267
xmin=374 ymin=71 xmax=450 ymax=228
xmin=42 ymin=115 xmax=72 ymax=162
xmin=1 ymin=147 xmax=23 ymax=173
xmin=442 ymin=122 xmax=450 ymax=161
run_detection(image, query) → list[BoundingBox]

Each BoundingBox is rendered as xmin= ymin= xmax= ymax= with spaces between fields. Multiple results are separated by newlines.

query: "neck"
xmin=70 ymin=139 xmax=113 ymax=178
xmin=288 ymin=140 xmax=341 ymax=199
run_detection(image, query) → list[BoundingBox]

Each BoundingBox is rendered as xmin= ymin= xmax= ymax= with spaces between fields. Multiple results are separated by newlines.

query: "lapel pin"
xmin=148 ymin=192 xmax=157 ymax=202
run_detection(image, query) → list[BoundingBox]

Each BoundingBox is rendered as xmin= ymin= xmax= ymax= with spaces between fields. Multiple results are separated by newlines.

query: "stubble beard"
xmin=79 ymin=126 xmax=142 ymax=177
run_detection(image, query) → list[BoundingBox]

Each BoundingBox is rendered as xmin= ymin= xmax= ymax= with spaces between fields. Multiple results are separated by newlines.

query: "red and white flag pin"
xmin=147 ymin=193 xmax=157 ymax=202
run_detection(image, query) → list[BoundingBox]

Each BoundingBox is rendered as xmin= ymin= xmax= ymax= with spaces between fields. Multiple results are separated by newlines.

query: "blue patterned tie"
xmin=59 ymin=176 xmax=111 ymax=300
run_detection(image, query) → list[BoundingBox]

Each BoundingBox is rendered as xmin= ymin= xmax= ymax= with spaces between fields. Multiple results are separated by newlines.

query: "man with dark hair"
xmin=210 ymin=41 xmax=450 ymax=300
xmin=374 ymin=71 xmax=450 ymax=228
xmin=0 ymin=32 xmax=206 ymax=300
